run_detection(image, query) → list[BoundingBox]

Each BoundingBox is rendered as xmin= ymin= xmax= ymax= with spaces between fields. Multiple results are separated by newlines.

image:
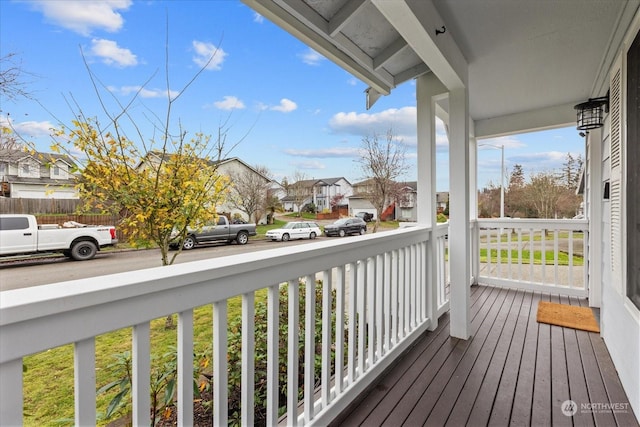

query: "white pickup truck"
xmin=0 ymin=214 xmax=118 ymax=261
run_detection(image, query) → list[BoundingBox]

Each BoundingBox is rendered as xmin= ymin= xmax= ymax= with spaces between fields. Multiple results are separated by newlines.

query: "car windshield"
xmin=281 ymin=222 xmax=297 ymax=229
xmin=333 ymin=219 xmax=349 ymax=225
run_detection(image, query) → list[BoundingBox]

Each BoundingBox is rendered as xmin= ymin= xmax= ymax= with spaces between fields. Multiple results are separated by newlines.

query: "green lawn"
xmin=479 ymin=248 xmax=584 ymax=266
xmin=23 ymin=291 xmax=267 ymax=426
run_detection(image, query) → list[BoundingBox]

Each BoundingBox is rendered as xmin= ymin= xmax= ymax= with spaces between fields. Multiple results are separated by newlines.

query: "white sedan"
xmin=266 ymin=221 xmax=322 ymax=241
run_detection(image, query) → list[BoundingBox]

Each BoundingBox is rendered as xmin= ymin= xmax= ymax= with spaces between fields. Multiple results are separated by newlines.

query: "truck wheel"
xmin=182 ymin=236 xmax=196 ymax=250
xmin=71 ymin=241 xmax=97 ymax=261
xmin=236 ymin=231 xmax=249 ymax=245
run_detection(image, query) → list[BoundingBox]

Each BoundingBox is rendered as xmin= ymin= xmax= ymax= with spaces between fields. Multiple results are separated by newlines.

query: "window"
xmin=0 ymin=217 xmax=30 ymax=231
xmin=0 ymin=162 xmax=6 ymax=174
xmin=53 ymin=165 xmax=60 ymax=176
xmin=22 ymin=164 xmax=30 ymax=174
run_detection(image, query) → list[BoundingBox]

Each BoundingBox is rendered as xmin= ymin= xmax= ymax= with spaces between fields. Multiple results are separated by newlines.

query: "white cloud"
xmin=329 ymin=106 xmax=419 ymax=145
xmin=290 ymin=160 xmax=326 ymax=171
xmin=299 ymin=48 xmax=325 ymax=66
xmin=214 ymin=96 xmax=245 ymax=111
xmin=478 ymin=135 xmax=526 ymax=150
xmin=90 ymin=39 xmax=137 ymax=67
xmin=253 ymin=12 xmax=264 ymax=23
xmin=271 ymin=98 xmax=297 ymax=113
xmin=29 ymin=0 xmax=131 ymax=36
xmin=1 ymin=116 xmax=55 ymax=139
xmin=110 ymin=85 xmax=179 ymax=99
xmin=192 ymin=40 xmax=227 ymax=70
xmin=283 ymin=147 xmax=361 ymax=158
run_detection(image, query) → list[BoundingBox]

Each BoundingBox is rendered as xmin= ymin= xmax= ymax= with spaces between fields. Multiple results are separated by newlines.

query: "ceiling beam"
xmin=372 ymin=0 xmax=468 ymax=90
xmin=242 ymin=0 xmax=393 ymax=94
xmin=329 ymin=0 xmax=367 ymax=37
xmin=373 ymin=37 xmax=409 ymax=71
xmin=474 ymin=102 xmax=578 ymax=139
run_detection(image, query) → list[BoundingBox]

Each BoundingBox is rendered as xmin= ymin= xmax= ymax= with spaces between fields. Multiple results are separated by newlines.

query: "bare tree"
xmin=358 ymin=129 xmax=409 ymax=232
xmin=527 ymin=172 xmax=563 ymax=218
xmin=288 ymin=170 xmax=309 ymax=217
xmin=229 ymin=165 xmax=272 ymax=223
xmin=0 ymin=52 xmax=34 ymax=104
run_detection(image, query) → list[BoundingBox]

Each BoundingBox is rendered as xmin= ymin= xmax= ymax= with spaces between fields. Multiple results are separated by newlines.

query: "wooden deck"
xmin=332 ymin=284 xmax=639 ymax=427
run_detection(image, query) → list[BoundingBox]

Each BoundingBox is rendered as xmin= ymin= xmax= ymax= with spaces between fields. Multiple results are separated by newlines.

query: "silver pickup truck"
xmin=172 ymin=215 xmax=257 ymax=250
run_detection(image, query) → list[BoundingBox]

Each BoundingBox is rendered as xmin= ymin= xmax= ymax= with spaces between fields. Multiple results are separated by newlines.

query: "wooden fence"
xmin=0 ymin=198 xmax=126 ymax=241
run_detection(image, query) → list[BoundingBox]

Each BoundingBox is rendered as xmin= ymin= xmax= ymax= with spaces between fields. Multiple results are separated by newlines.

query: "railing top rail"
xmin=476 ymin=218 xmax=588 ymax=230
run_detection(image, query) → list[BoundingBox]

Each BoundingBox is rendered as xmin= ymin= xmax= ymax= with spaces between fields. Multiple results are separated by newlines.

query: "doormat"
xmin=536 ymin=301 xmax=600 ymax=333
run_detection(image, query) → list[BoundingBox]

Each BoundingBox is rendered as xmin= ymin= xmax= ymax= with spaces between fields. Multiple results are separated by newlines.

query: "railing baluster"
xmin=242 ymin=292 xmax=255 ymax=426
xmin=266 ymin=284 xmax=280 ymax=426
xmin=517 ymin=228 xmax=523 ymax=281
xmin=497 ymin=227 xmax=502 ymax=277
xmin=375 ymin=254 xmax=384 ymax=358
xmin=304 ymin=274 xmax=316 ymax=423
xmin=0 ymin=359 xmax=22 ymax=426
xmin=74 ymin=338 xmax=96 ymax=426
xmin=529 ymin=228 xmax=534 ymax=281
xmin=213 ymin=301 xmax=228 ymax=426
xmin=321 ymin=269 xmax=332 ymax=406
xmin=397 ymin=248 xmax=405 ymax=338
xmin=391 ymin=249 xmax=399 ymax=345
xmin=178 ymin=309 xmax=194 ymax=427
xmin=568 ymin=231 xmax=574 ymax=287
xmin=287 ymin=279 xmax=300 ymax=426
xmin=541 ymin=229 xmax=546 ymax=284
xmin=383 ymin=252 xmax=391 ymax=353
xmin=507 ymin=229 xmax=512 ymax=279
xmin=335 ymin=266 xmax=345 ymax=395
xmin=554 ymin=229 xmax=559 ymax=286
xmin=347 ymin=262 xmax=357 ymax=383
xmin=367 ymin=257 xmax=375 ymax=366
xmin=357 ymin=259 xmax=366 ymax=374
xmin=132 ymin=322 xmax=151 ymax=426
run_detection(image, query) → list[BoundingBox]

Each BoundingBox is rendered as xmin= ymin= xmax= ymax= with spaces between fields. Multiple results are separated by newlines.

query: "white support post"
xmin=449 ymin=87 xmax=471 ymax=340
xmin=177 ymin=310 xmax=194 ymax=427
xmin=470 ymin=135 xmax=480 ymax=284
xmin=417 ymin=73 xmax=446 ymax=331
xmin=74 ymin=338 xmax=96 ymax=427
xmin=587 ymin=129 xmax=602 ymax=307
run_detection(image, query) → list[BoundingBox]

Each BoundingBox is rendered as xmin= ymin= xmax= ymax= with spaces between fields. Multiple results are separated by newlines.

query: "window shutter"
xmin=610 ymin=55 xmax=623 ymax=290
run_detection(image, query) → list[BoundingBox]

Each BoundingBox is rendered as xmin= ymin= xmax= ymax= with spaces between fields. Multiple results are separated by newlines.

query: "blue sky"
xmin=0 ymin=0 xmax=585 ymax=191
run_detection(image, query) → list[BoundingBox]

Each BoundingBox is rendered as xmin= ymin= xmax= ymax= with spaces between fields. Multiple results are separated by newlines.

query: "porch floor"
xmin=332 ymin=284 xmax=638 ymax=426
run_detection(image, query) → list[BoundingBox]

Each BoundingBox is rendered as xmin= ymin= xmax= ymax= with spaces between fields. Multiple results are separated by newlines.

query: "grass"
xmin=22 ymin=291 xmax=267 ymax=426
xmin=479 ymin=248 xmax=584 ymax=266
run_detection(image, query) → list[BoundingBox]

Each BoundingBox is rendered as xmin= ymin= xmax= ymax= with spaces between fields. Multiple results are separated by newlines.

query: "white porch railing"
xmin=0 ymin=225 xmax=450 ymax=426
xmin=474 ymin=219 xmax=589 ymax=297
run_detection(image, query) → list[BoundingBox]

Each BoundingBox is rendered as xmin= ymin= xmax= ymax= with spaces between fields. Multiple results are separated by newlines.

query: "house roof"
xmin=0 ymin=149 xmax=76 ymax=167
xmin=242 ymin=0 xmax=639 ymax=138
xmin=292 ymin=177 xmax=350 ymax=187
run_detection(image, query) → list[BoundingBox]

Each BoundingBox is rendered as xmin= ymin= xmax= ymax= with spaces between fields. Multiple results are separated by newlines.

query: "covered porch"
xmin=334 ymin=284 xmax=637 ymax=427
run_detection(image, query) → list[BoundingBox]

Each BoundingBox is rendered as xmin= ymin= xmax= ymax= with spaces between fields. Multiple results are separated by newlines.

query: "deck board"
xmin=331 ymin=285 xmax=639 ymax=427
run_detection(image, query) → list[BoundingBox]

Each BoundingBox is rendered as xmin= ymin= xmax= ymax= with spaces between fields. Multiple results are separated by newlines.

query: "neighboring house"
xmin=140 ymin=152 xmax=273 ymax=222
xmin=0 ymin=149 xmax=78 ymax=199
xmin=283 ymin=177 xmax=352 ymax=212
xmin=350 ymin=180 xmax=447 ymax=222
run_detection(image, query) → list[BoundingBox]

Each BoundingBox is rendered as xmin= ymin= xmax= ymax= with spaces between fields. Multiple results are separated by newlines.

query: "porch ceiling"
xmin=242 ymin=0 xmax=639 ymax=137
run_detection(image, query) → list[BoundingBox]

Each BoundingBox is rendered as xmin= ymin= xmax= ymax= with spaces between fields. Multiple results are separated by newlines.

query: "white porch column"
xmin=587 ymin=128 xmax=602 ymax=307
xmin=449 ymin=87 xmax=471 ymax=339
xmin=469 ymin=134 xmax=479 ymax=284
xmin=417 ymin=73 xmax=446 ymax=331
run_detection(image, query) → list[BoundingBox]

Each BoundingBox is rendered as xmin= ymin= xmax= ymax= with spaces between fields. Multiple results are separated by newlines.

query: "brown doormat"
xmin=536 ymin=301 xmax=600 ymax=333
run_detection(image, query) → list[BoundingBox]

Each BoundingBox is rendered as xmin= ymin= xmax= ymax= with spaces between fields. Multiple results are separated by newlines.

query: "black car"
xmin=355 ymin=211 xmax=374 ymax=222
xmin=324 ymin=217 xmax=367 ymax=237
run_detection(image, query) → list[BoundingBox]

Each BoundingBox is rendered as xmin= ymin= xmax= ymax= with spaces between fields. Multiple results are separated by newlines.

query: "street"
xmin=0 ymin=237 xmax=318 ymax=291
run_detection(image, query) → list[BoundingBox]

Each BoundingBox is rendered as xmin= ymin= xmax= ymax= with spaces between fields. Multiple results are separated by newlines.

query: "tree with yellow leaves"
xmin=56 ymin=119 xmax=230 ymax=266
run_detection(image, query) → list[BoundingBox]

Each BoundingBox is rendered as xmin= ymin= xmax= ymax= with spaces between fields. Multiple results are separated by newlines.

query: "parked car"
xmin=355 ymin=211 xmax=374 ymax=222
xmin=324 ymin=217 xmax=367 ymax=237
xmin=266 ymin=221 xmax=321 ymax=241
xmin=170 ymin=216 xmax=257 ymax=250
xmin=0 ymin=214 xmax=118 ymax=261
